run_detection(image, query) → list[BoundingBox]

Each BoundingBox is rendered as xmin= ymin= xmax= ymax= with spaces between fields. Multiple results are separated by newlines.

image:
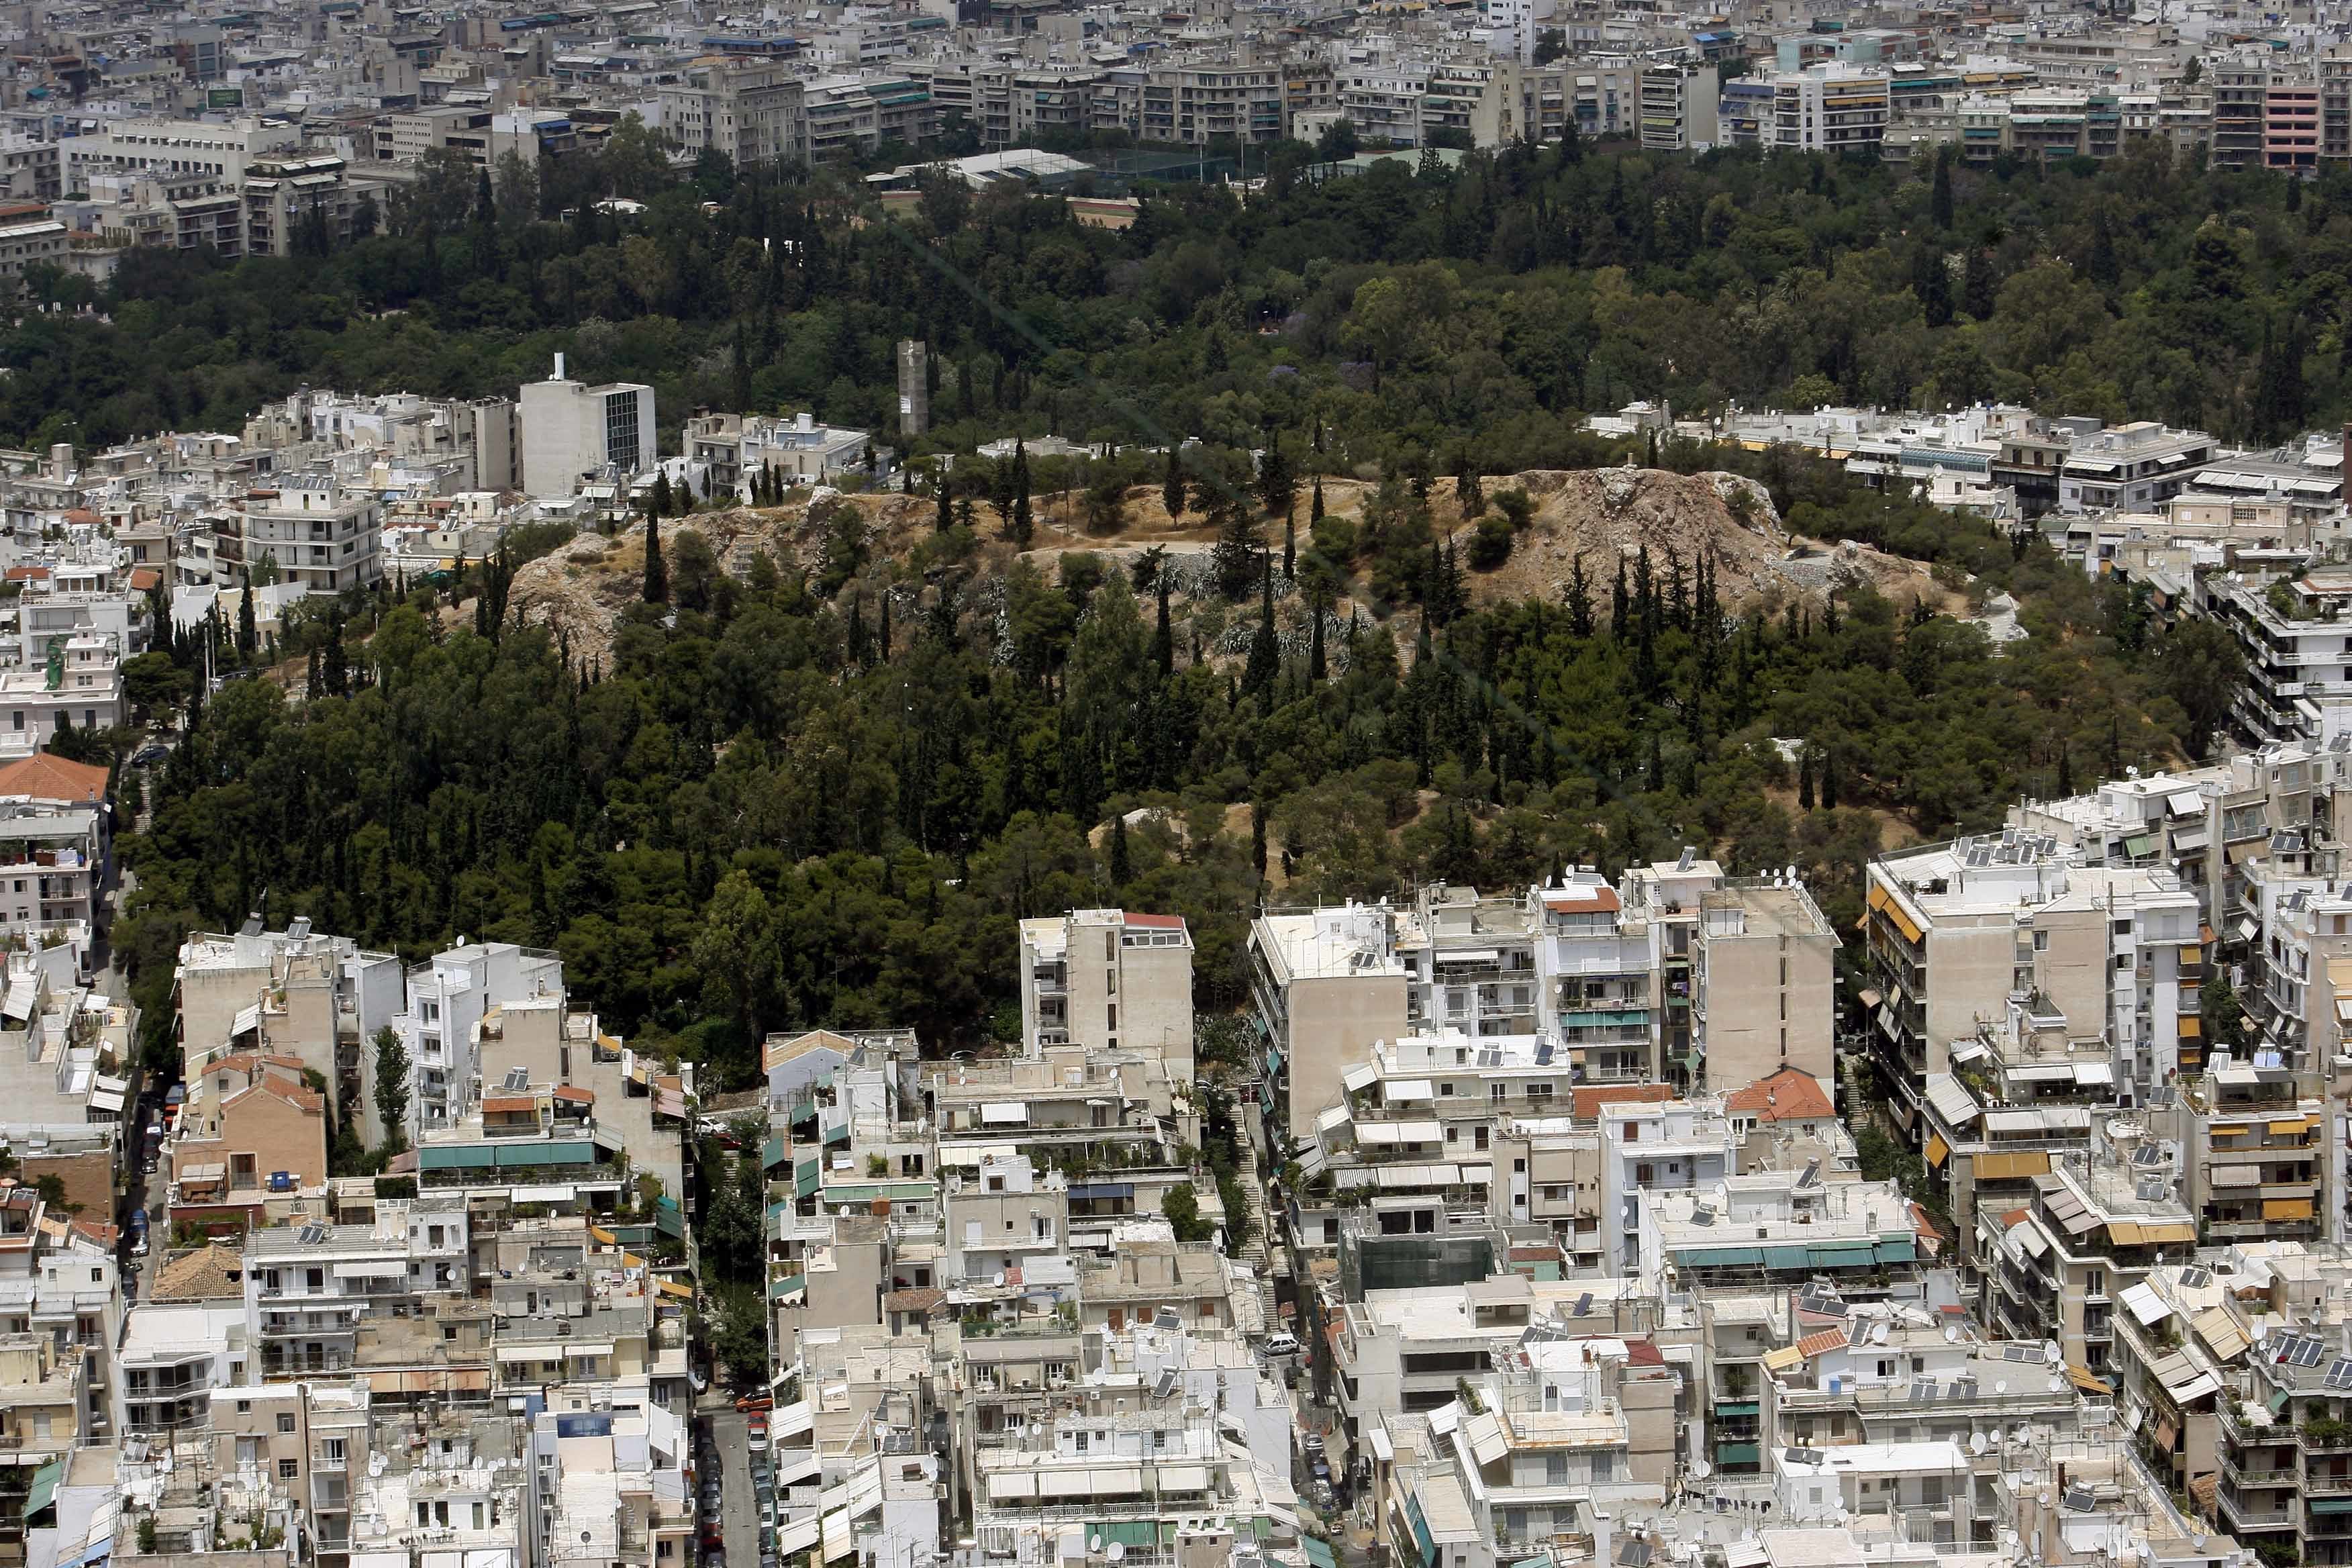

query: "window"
xmin=278 ymin=1413 xmax=297 ymax=1433
xmin=279 ymin=1459 xmax=299 ymax=1480
xmin=322 ymin=1438 xmax=346 ymax=1464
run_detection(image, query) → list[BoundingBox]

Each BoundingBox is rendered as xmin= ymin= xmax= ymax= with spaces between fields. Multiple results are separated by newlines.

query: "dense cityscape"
xmin=5 ymin=7 xmax=2352 ymax=1568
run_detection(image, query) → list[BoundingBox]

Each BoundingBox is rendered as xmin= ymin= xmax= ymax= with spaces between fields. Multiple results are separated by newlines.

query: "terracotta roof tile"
xmin=1796 ymin=1327 xmax=1847 ymax=1359
xmin=0 ymin=752 xmax=107 ymax=805
xmin=1722 ymin=1067 xmax=1834 ymax=1122
xmin=1569 ymin=1083 xmax=1672 ymax=1122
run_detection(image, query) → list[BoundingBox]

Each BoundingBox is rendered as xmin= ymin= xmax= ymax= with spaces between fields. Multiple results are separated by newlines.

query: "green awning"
xmin=1110 ymin=1524 xmax=1157 ymax=1549
xmin=1810 ymin=1242 xmax=1878 ymax=1268
xmin=1763 ymin=1245 xmax=1813 ymax=1269
xmin=1715 ymin=1442 xmax=1761 ymax=1465
xmin=2314 ymin=1500 xmax=2352 ymax=1515
xmin=23 ymin=1458 xmax=60 ymax=1522
xmin=496 ymin=1140 xmax=595 ymax=1167
xmin=1877 ymin=1238 xmax=1918 ymax=1265
xmin=763 ymin=1134 xmax=788 ymax=1171
xmin=2271 ymin=1389 xmax=2293 ymax=1414
xmin=769 ymin=1272 xmax=805 ymax=1302
xmin=1714 ymin=1401 xmax=1760 ymax=1417
xmin=1679 ymin=1248 xmax=1763 ymax=1267
xmin=2123 ymin=833 xmax=2159 ymax=859
xmin=1302 ymin=1539 xmax=1338 ymax=1568
xmin=795 ymin=1157 xmax=820 ymax=1198
xmin=417 ymin=1146 xmax=474 ymax=1171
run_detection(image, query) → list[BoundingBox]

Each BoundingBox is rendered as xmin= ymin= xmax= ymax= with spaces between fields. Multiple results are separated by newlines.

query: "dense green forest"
xmin=8 ymin=128 xmax=2349 ymax=456
xmin=86 ymin=128 xmax=2275 ymax=1084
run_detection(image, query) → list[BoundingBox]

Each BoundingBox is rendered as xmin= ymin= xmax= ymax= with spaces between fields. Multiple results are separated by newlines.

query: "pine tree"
xmin=1308 ymin=600 xmax=1326 ymax=682
xmin=1310 ymin=476 xmax=1325 ymax=522
xmin=1163 ymin=446 xmax=1186 ymax=520
xmin=651 ymin=471 xmax=673 ymax=518
xmin=1820 ymin=751 xmax=1840 ymax=811
xmin=1566 ymin=554 xmax=1594 ymax=638
xmin=306 ymin=646 xmax=322 ymax=700
xmin=1212 ymin=504 xmax=1259 ymax=600
xmin=643 ymin=511 xmax=668 ymax=604
xmin=1611 ymin=558 xmax=1630 ymax=636
xmin=1455 ymin=456 xmax=1484 ymax=517
xmin=1283 ymin=514 xmax=1296 ymax=580
xmin=936 ymin=476 xmax=954 ymax=534
xmin=877 ymin=592 xmax=891 ymax=663
xmin=1798 ymin=750 xmax=1815 ymax=810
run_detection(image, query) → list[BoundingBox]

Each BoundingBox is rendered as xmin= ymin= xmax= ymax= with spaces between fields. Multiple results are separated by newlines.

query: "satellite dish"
xmin=1944 ymin=1325 xmax=1959 ymax=1343
xmin=2012 ymin=1424 xmax=2030 ymax=1444
xmin=993 ymin=1272 xmax=1006 ymax=1287
xmin=1969 ymin=1432 xmax=1988 ymax=1456
xmin=1090 ymin=1538 xmax=1104 ymax=1553
xmin=2043 ymin=1341 xmax=2061 ymax=1365
xmin=2049 ymin=1376 xmax=2063 ymax=1393
xmin=1996 ymin=1381 xmax=2008 ymax=1394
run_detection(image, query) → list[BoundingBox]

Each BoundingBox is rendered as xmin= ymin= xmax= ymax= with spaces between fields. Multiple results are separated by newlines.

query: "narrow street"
xmin=710 ymin=1408 xmax=759 ymax=1564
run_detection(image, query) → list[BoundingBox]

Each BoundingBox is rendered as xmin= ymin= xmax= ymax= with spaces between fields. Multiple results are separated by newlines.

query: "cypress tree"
xmin=1009 ymin=442 xmax=1033 ymax=548
xmin=1283 ymin=515 xmax=1296 ymax=580
xmin=1798 ymin=750 xmax=1814 ymax=810
xmin=1163 ymin=446 xmax=1185 ymax=520
xmin=1109 ymin=811 xmax=1132 ymax=886
xmin=1930 ymin=147 xmax=1954 ymax=230
xmin=1153 ymin=579 xmax=1173 ymax=678
xmin=936 ymin=476 xmax=954 ymax=534
xmin=1310 ymin=476 xmax=1325 ymax=522
xmin=643 ymin=511 xmax=668 ymax=604
xmin=1308 ymin=601 xmax=1326 ymax=682
xmin=1611 ymin=558 xmax=1630 ymax=636
xmin=1566 ymin=554 xmax=1594 ymax=638
xmin=1821 ymin=751 xmax=1840 ymax=810
xmin=1243 ymin=556 xmax=1279 ymax=704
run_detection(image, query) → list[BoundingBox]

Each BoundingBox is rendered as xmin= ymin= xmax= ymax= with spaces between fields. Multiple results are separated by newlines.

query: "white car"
xmin=1262 ymin=1332 xmax=1301 ymax=1358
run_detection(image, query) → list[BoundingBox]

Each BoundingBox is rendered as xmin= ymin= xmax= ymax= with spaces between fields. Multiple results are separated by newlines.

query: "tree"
xmin=1008 ymin=441 xmax=1034 ymax=548
xmin=1108 ymin=812 xmax=1132 ymax=886
xmin=643 ymin=511 xmax=668 ymax=604
xmin=2152 ymin=620 xmax=2245 ymax=758
xmin=1163 ymin=446 xmax=1186 ymax=519
xmin=1930 ymin=148 xmax=1954 ymax=230
xmin=650 ymin=471 xmax=673 ymax=518
xmin=710 ymin=1284 xmax=770 ymax=1388
xmin=235 ymin=571 xmax=257 ymax=662
xmin=695 ymin=870 xmax=776 ymax=1041
xmin=1243 ymin=558 xmax=1279 ymax=704
xmin=1161 ymin=1181 xmax=1214 ymax=1242
xmin=935 ymin=474 xmax=954 ymax=534
xmin=1258 ymin=443 xmax=1295 ymax=517
xmin=371 ymin=1026 xmax=410 ymax=1156
xmin=2200 ymin=969 xmax=2249 ymax=1055
xmin=1310 ymin=476 xmax=1325 ymax=522
xmin=1212 ymin=505 xmax=1259 ymax=600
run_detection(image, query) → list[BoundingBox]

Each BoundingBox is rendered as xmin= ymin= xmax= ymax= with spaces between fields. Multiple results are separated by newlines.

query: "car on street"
xmin=1262 ymin=1332 xmax=1300 ymax=1358
xmin=130 ymin=744 xmax=168 ymax=767
xmin=747 ymin=1415 xmax=768 ymax=1451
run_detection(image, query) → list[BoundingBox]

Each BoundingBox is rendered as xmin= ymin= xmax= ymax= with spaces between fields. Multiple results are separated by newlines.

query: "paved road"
xmin=712 ymin=1408 xmax=760 ymax=1567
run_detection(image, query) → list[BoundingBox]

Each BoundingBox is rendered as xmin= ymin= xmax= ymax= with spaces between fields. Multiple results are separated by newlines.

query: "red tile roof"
xmin=482 ymin=1095 xmax=536 ymax=1114
xmin=1540 ymin=884 xmax=1622 ymax=913
xmin=127 ymin=567 xmax=161 ymax=592
xmin=0 ymin=752 xmax=107 ymax=805
xmin=1722 ymin=1067 xmax=1834 ymax=1122
xmin=1569 ymin=1083 xmax=1672 ymax=1122
xmin=1122 ymin=912 xmax=1186 ymax=929
xmin=3 ymin=567 xmax=46 ymax=583
xmin=1796 ymin=1327 xmax=1847 ymax=1359
xmin=551 ymin=1085 xmax=595 ymax=1104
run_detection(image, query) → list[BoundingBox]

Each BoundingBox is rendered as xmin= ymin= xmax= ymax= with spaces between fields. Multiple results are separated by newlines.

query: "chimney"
xmin=552 ymin=352 xmax=566 ymax=381
xmin=1591 ymin=1512 xmax=1612 ymax=1568
xmin=797 ymin=411 xmax=814 ymax=434
xmin=48 ymin=444 xmax=69 ymax=483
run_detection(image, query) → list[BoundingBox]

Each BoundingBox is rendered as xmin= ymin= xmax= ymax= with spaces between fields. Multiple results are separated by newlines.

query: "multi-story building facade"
xmin=213 ymin=471 xmax=383 ymax=597
xmin=660 ymin=57 xmax=806 ymax=166
xmin=1014 ymin=908 xmax=1192 ymax=1073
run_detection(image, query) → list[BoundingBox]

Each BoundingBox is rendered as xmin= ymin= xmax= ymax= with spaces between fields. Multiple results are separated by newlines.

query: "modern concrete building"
xmin=518 ymin=356 xmax=655 ymax=499
xmin=1015 ymin=908 xmax=1193 ymax=1076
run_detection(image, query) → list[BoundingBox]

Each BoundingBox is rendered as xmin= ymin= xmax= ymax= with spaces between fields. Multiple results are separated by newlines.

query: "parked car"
xmin=130 ymin=744 xmax=168 ymax=768
xmin=747 ymin=1416 xmax=769 ymax=1451
xmin=1261 ymin=1332 xmax=1301 ymax=1358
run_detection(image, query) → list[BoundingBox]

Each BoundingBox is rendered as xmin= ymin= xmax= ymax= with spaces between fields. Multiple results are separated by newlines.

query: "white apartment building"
xmin=518 ymin=356 xmax=656 ymax=499
xmin=658 ymin=57 xmax=805 ymax=166
xmin=62 ymin=117 xmax=302 ymax=187
xmin=1015 ymin=908 xmax=1192 ymax=1074
xmin=1767 ymin=66 xmax=1893 ymax=152
xmin=1865 ymin=834 xmax=2202 ymax=1124
xmin=393 ymin=941 xmax=565 ymax=1140
xmin=215 ymin=471 xmax=383 ymax=597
